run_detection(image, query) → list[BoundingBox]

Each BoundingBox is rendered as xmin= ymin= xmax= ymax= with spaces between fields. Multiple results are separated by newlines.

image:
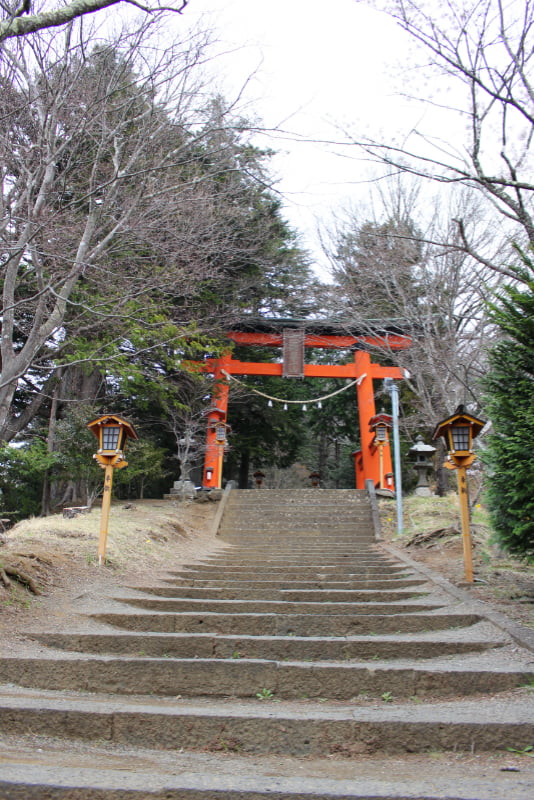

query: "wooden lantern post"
xmin=432 ymin=405 xmax=485 ymax=583
xmin=369 ymin=412 xmax=393 ymax=490
xmin=87 ymin=415 xmax=138 ymax=565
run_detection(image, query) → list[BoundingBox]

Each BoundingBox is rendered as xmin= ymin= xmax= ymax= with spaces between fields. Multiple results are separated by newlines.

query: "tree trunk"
xmin=334 ymin=439 xmax=341 ymax=489
xmin=317 ymin=432 xmax=328 ymax=484
xmin=41 ymin=369 xmax=64 ymax=515
xmin=435 ymin=440 xmax=450 ymax=496
xmin=238 ymin=450 xmax=250 ymax=489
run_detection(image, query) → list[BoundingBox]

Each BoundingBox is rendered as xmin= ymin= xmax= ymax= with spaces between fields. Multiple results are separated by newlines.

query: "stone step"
xmin=188 ymin=555 xmax=410 ymax=575
xmin=220 ymin=521 xmax=373 ymax=527
xmin=112 ymin=597 xmax=442 ymax=615
xmin=32 ymin=631 xmax=504 ymax=660
xmin=0 ymin=656 xmax=530 ymax=699
xmin=1 ymin=746 xmax=534 ymax=800
xmin=162 ymin=578 xmax=426 ymax=589
xmin=215 ymin=544 xmax=377 ymax=552
xmin=197 ymin=551 xmax=392 ymax=559
xmin=219 ymin=533 xmax=376 ymax=538
xmin=219 ymin=530 xmax=375 ymax=538
xmin=216 ymin=535 xmax=377 ymax=541
xmin=90 ymin=611 xmax=482 ymax=636
xmin=127 ymin=586 xmax=429 ymax=602
xmin=225 ymin=488 xmax=368 ymax=498
xmin=195 ymin=564 xmax=403 ymax=571
xmin=170 ymin=567 xmax=412 ymax=578
xmin=220 ymin=512 xmax=372 ymax=519
xmin=220 ymin=520 xmax=373 ymax=526
xmin=186 ymin=551 xmax=393 ymax=560
xmin=1 ymin=689 xmax=533 ymax=757
xmin=207 ymin=545 xmax=382 ymax=552
xmin=3 ymin=486 xmax=531 ymax=800
xmin=221 ymin=511 xmax=372 ymax=516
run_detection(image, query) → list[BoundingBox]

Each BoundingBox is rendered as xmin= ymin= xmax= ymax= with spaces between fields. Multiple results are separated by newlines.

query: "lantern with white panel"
xmin=87 ymin=415 xmax=138 ymax=565
xmin=432 ymin=405 xmax=486 ymax=583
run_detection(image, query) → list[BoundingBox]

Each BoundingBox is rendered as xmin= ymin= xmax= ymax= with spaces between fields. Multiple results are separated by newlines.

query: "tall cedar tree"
xmin=483 ymin=251 xmax=534 ymax=557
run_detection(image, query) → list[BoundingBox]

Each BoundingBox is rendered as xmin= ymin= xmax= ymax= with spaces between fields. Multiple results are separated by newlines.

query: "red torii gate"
xmin=198 ymin=321 xmax=411 ymax=490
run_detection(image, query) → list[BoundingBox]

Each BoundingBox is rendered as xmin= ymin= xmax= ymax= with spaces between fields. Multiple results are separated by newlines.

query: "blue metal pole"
xmin=385 ymin=379 xmax=403 ymax=536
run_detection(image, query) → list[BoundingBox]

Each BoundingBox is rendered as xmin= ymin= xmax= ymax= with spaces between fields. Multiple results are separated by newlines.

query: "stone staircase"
xmin=1 ymin=488 xmax=534 ymax=799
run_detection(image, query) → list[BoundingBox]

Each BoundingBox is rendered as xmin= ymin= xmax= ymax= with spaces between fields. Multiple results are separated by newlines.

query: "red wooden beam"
xmin=226 ymin=331 xmax=411 ymax=350
xmin=190 ymin=359 xmax=404 ymax=380
xmin=197 ymin=359 xmax=405 ymax=380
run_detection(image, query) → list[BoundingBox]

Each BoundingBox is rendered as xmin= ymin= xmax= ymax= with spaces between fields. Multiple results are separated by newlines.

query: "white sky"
xmin=179 ymin=0 xmax=423 ymax=277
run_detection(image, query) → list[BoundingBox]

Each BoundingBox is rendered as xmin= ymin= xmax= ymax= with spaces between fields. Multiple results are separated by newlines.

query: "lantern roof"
xmin=409 ymin=434 xmax=436 ymax=454
xmin=227 ymin=315 xmax=411 ymax=337
xmin=87 ymin=414 xmax=138 ymax=442
xmin=432 ymin=405 xmax=485 ymax=443
xmin=204 ymin=406 xmax=226 ymax=418
xmin=369 ymin=412 xmax=393 ymax=431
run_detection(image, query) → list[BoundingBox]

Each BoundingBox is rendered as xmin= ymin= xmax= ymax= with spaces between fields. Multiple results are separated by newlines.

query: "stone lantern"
xmin=409 ymin=435 xmax=436 ymax=496
xmin=309 ymin=471 xmax=321 ymax=488
xmin=253 ymin=470 xmax=266 ymax=488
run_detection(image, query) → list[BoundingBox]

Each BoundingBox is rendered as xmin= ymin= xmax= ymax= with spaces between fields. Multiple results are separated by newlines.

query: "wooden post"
xmin=354 ymin=351 xmax=380 ymax=489
xmin=456 ymin=466 xmax=474 ymax=583
xmin=378 ymin=443 xmax=384 ymax=489
xmin=217 ymin=445 xmax=224 ymax=489
xmin=97 ymin=463 xmax=114 ymax=566
xmin=203 ymin=354 xmax=230 ymax=489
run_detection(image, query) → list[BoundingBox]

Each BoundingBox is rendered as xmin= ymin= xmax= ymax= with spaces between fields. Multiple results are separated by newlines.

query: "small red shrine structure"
xmin=198 ymin=319 xmax=410 ymax=490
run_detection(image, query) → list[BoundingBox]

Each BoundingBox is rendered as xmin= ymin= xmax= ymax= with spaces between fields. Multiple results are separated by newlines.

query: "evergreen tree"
xmin=483 ymin=251 xmax=534 ymax=558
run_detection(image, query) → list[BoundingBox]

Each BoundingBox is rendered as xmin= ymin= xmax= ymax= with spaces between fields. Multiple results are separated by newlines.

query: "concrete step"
xmin=220 ymin=530 xmax=374 ymax=534
xmin=2 ymin=737 xmax=533 ymax=800
xmin=224 ymin=488 xmax=368 ymax=499
xmin=126 ymin=586 xmax=430 ymax=602
xmin=112 ymin=597 xmax=443 ymax=615
xmin=220 ymin=536 xmax=375 ymax=541
xmin=217 ymin=545 xmax=378 ymax=552
xmin=169 ymin=567 xmax=413 ymax=578
xmin=200 ymin=547 xmax=386 ymax=553
xmin=0 ymin=656 xmax=530 ymax=699
xmin=90 ymin=611 xmax=484 ymax=636
xmin=217 ymin=537 xmax=376 ymax=544
xmin=31 ymin=631 xmax=504 ymax=660
xmin=161 ymin=578 xmax=427 ymax=590
xmin=191 ymin=555 xmax=410 ymax=576
xmin=1 ymin=689 xmax=533 ymax=756
xmin=220 ymin=522 xmax=374 ymax=528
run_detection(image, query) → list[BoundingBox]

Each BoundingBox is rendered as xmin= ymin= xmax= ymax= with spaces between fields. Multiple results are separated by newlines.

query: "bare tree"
xmin=0 ymin=19 xmax=203 ymax=438
xmin=0 ymin=17 xmax=288 ymax=442
xmin=352 ymin=0 xmax=534 ymax=280
xmin=0 ymin=0 xmax=188 ymax=42
xmin=322 ymin=182 xmax=498 ymax=431
xmin=162 ymin=373 xmax=214 ymax=484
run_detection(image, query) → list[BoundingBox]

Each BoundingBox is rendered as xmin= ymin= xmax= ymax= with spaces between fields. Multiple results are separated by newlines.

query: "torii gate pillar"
xmin=202 ymin=353 xmax=230 ymax=489
xmin=353 ymin=350 xmax=394 ymax=490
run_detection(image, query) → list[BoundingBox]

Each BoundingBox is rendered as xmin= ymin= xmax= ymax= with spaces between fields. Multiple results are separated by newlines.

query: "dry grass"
xmin=379 ymin=493 xmax=534 ymax=628
xmin=5 ymin=499 xmax=218 ymax=571
xmin=0 ymin=499 xmax=224 ymax=625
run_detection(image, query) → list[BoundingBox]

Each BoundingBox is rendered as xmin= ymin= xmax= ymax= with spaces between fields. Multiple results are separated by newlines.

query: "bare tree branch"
xmin=350 ymin=0 xmax=534 ymax=271
xmin=0 ymin=0 xmax=187 ymax=42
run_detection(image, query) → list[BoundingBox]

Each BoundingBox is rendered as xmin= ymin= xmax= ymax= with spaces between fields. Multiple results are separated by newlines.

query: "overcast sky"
xmin=179 ymin=0 xmax=421 ymax=277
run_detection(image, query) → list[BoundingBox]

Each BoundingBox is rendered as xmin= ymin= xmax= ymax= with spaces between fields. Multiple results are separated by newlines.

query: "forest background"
xmin=0 ymin=0 xmax=533 ymax=557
